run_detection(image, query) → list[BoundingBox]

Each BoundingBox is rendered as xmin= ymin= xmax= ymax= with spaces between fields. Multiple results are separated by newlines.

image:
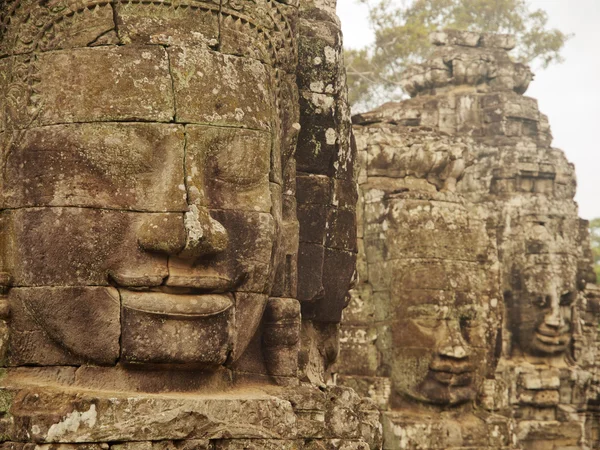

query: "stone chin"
xmin=118 ymin=286 xmax=269 ymax=368
xmin=120 ymin=289 xmax=235 ymax=367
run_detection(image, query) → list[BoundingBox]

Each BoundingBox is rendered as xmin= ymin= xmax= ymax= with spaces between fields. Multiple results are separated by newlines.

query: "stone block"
xmin=169 ymin=47 xmax=274 ymax=130
xmin=298 ymin=204 xmax=328 ymax=245
xmin=332 ymin=178 xmax=358 ymax=210
xmin=120 ymin=290 xmax=234 ymax=366
xmin=219 ymin=2 xmax=297 ymax=71
xmin=31 ymin=46 xmax=174 ymax=126
xmin=37 ymin=2 xmax=117 ymax=52
xmin=1 ymin=123 xmax=187 ymax=211
xmin=297 ymin=19 xmax=343 ymax=94
xmin=3 ymin=208 xmax=169 ymax=287
xmin=311 ymin=248 xmax=356 ymax=323
xmin=8 ymin=287 xmax=120 ymax=366
xmin=5 ymin=387 xmax=298 ymax=443
xmin=116 ymin=2 xmax=220 ymax=48
xmin=517 ymin=420 xmax=582 ymax=443
xmin=296 ymin=91 xmax=338 ymax=175
xmin=338 ymin=327 xmax=380 ymax=377
xmin=480 ymin=33 xmax=516 ymax=50
xmin=297 ymin=175 xmax=332 ymax=206
xmin=326 ymin=208 xmax=357 ymax=252
xmin=297 ymin=242 xmax=325 ymax=303
xmin=185 ymin=126 xmax=272 ymax=212
xmin=208 ymin=210 xmax=276 ymax=294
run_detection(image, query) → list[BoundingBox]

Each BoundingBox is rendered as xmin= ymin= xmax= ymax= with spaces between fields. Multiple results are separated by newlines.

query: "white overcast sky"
xmin=338 ymin=0 xmax=600 ymax=220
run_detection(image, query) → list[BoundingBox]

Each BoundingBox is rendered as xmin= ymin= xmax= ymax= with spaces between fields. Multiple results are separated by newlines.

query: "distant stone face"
xmin=508 ymin=219 xmax=579 ymax=357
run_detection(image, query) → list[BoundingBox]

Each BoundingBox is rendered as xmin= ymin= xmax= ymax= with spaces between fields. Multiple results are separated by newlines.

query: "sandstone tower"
xmin=338 ymin=30 xmax=598 ymax=449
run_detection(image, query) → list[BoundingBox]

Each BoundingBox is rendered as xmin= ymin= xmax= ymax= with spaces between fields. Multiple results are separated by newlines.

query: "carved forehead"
xmin=0 ymin=0 xmax=297 ymax=69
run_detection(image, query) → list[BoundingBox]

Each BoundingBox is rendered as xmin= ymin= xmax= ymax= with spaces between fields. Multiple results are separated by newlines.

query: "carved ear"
xmin=503 ymin=290 xmax=518 ymax=357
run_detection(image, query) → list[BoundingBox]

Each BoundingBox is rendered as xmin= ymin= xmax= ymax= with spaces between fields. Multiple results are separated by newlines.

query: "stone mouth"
xmin=429 ymin=369 xmax=473 ymax=387
xmin=120 ymin=290 xmax=234 ymax=318
xmin=534 ymin=331 xmax=570 ymax=348
xmin=428 ymin=359 xmax=474 ymax=386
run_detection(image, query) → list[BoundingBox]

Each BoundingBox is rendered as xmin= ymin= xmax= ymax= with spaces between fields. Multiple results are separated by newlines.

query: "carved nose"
xmin=137 ymin=207 xmax=228 ymax=260
xmin=178 ymin=205 xmax=229 ymax=260
xmin=438 ymin=344 xmax=469 ymax=359
xmin=544 ymin=296 xmax=564 ymax=329
xmin=437 ymin=322 xmax=470 ymax=360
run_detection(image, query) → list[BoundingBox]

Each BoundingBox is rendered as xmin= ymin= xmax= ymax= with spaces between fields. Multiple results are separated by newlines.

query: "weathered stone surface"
xmin=169 ymin=47 xmax=274 ymax=129
xmin=31 ymin=46 xmax=175 ymax=127
xmin=8 ymin=287 xmax=120 ymax=366
xmin=121 ymin=290 xmax=234 ymax=366
xmin=185 ymin=126 xmax=272 ymax=212
xmin=0 ymin=375 xmax=379 ymax=447
xmin=115 ymin=2 xmax=220 ymax=48
xmin=6 ymin=388 xmax=297 ymax=443
xmin=337 ymin=29 xmax=597 ymax=450
xmin=2 ymin=208 xmax=169 ymax=287
xmin=0 ymin=0 xmax=366 ymax=449
xmin=1 ymin=123 xmax=187 ymax=211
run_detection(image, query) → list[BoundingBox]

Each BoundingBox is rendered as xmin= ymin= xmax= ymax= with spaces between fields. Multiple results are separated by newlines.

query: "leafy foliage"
xmin=590 ymin=218 xmax=600 ymax=284
xmin=346 ymin=0 xmax=572 ymax=110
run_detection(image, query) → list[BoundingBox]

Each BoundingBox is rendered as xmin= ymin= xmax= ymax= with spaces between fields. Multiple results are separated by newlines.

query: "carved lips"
xmin=413 ymin=355 xmax=477 ymax=406
xmin=121 ymin=290 xmax=234 ymax=318
xmin=532 ymin=323 xmax=571 ymax=354
xmin=428 ymin=357 xmax=475 ymax=387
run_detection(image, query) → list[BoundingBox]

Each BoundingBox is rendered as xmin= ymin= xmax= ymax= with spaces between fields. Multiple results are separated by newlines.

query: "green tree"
xmin=590 ymin=218 xmax=600 ymax=284
xmin=346 ymin=0 xmax=572 ymax=110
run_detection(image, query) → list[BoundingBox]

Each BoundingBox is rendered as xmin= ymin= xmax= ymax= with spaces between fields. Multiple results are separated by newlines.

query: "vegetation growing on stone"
xmin=346 ymin=0 xmax=571 ymax=109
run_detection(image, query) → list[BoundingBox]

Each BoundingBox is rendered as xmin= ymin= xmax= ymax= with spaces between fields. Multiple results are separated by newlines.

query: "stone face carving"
xmin=0 ymin=1 xmax=379 ymax=448
xmin=506 ymin=218 xmax=579 ymax=357
xmin=1 ymin=0 xmax=299 ymax=371
xmin=338 ymin=29 xmax=598 ymax=449
xmin=340 ymin=115 xmax=509 ymax=449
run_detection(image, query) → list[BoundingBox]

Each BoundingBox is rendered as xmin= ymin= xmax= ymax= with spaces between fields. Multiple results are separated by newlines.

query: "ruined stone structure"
xmin=338 ymin=30 xmax=599 ymax=449
xmin=1 ymin=2 xmax=597 ymax=446
xmin=0 ymin=0 xmax=383 ymax=448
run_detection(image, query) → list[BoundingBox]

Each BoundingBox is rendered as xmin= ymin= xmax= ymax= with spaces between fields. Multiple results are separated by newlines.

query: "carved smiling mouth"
xmin=428 ymin=359 xmax=475 ymax=387
xmin=534 ymin=331 xmax=570 ymax=349
xmin=113 ymin=271 xmax=237 ymax=318
xmin=121 ymin=290 xmax=234 ymax=318
xmin=533 ymin=322 xmax=571 ymax=350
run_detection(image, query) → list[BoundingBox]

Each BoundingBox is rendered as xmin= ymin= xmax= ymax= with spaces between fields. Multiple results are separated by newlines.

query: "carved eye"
xmin=560 ymin=292 xmax=575 ymax=307
xmin=413 ymin=318 xmax=439 ymax=330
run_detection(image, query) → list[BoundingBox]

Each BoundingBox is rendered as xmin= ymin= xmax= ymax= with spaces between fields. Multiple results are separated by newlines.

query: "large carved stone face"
xmin=508 ymin=222 xmax=578 ymax=357
xmin=0 ymin=0 xmax=297 ymax=368
xmin=364 ymin=191 xmax=500 ymax=407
